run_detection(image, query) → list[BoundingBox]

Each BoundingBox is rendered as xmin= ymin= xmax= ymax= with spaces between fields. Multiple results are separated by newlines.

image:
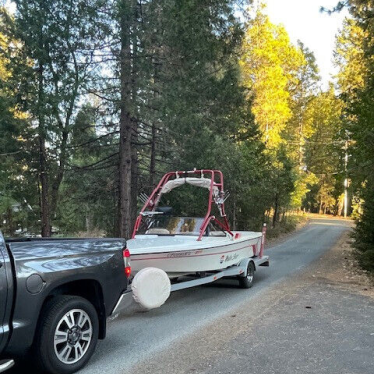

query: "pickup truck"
xmin=0 ymin=231 xmax=131 ymax=374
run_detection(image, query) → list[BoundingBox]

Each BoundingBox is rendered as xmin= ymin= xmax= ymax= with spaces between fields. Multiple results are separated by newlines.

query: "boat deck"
xmin=127 ymin=231 xmax=262 ymax=255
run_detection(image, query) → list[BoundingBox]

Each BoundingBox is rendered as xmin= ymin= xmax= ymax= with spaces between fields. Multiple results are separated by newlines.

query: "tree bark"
xmin=118 ymin=0 xmax=135 ymax=238
xmin=130 ymin=14 xmax=139 ymax=229
xmin=39 ymin=133 xmax=51 ymax=237
xmin=149 ymin=122 xmax=157 ymax=188
xmin=38 ymin=61 xmax=51 ymax=237
xmin=232 ymin=196 xmax=237 ymax=231
xmin=272 ymin=193 xmax=279 ymax=228
xmin=85 ymin=204 xmax=92 ymax=232
xmin=6 ymin=208 xmax=15 ymax=236
xmin=50 ymin=129 xmax=68 ymax=219
xmin=131 ymin=138 xmax=138 ymax=226
xmin=118 ymin=91 xmax=133 ymax=238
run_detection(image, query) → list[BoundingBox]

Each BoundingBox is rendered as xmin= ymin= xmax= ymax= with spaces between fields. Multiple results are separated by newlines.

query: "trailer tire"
xmin=34 ymin=295 xmax=99 ymax=374
xmin=132 ymin=267 xmax=171 ymax=309
xmin=238 ymin=261 xmax=255 ymax=289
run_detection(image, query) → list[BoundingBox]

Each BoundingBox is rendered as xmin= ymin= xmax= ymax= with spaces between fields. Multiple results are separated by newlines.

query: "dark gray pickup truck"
xmin=0 ymin=231 xmax=131 ymax=374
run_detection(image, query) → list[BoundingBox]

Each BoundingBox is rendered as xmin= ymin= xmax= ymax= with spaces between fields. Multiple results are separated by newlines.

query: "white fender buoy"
xmin=131 ymin=267 xmax=171 ymax=310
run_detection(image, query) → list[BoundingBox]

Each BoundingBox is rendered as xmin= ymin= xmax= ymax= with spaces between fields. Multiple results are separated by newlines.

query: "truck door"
xmin=0 ymin=235 xmax=9 ymax=347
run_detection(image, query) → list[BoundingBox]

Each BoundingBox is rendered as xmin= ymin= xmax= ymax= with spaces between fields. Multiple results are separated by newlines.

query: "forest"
xmin=0 ymin=0 xmax=373 ymax=270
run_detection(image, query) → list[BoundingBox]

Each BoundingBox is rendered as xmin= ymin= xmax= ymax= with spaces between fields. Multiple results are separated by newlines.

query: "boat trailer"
xmin=111 ymin=252 xmax=269 ymax=316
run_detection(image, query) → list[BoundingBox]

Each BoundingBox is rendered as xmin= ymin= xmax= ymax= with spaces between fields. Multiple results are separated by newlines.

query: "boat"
xmin=127 ymin=169 xmax=267 ymax=278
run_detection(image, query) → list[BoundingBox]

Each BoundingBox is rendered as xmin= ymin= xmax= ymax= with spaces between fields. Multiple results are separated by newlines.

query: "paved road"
xmin=8 ymin=218 xmax=353 ymax=373
xmin=130 ymin=219 xmax=374 ymax=374
xmin=80 ymin=218 xmax=352 ymax=374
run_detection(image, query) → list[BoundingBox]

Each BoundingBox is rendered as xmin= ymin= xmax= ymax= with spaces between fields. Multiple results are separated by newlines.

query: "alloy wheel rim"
xmin=54 ymin=309 xmax=92 ymax=365
xmin=247 ymin=266 xmax=254 ymax=282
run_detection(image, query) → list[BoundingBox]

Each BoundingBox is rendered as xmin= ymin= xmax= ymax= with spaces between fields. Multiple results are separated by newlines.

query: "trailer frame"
xmin=170 ymin=255 xmax=269 ymax=291
xmin=111 ymin=254 xmax=270 ymax=316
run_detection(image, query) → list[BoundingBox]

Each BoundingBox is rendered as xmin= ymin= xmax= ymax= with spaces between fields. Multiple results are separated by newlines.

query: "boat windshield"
xmin=140 ymin=216 xmax=226 ymax=237
xmin=144 ymin=217 xmax=202 ymax=235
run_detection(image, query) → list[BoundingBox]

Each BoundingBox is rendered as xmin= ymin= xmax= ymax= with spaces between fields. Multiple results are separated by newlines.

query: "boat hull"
xmin=128 ymin=232 xmax=263 ymax=276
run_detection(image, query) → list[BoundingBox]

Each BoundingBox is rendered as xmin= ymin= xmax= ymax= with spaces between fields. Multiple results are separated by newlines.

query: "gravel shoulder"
xmin=318 ymin=231 xmax=374 ymax=298
xmin=131 ymin=230 xmax=374 ymax=374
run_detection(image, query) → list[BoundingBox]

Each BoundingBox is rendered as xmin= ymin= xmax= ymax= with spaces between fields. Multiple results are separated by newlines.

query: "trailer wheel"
xmin=238 ymin=261 xmax=255 ymax=289
xmin=34 ymin=295 xmax=99 ymax=374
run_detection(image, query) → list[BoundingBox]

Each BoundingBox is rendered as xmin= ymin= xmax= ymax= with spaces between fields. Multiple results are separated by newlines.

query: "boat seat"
xmin=209 ymin=231 xmax=226 ymax=237
xmin=146 ymin=228 xmax=170 ymax=235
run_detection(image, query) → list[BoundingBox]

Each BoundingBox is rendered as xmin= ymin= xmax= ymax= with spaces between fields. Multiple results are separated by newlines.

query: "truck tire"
xmin=34 ymin=295 xmax=99 ymax=374
xmin=238 ymin=261 xmax=255 ymax=289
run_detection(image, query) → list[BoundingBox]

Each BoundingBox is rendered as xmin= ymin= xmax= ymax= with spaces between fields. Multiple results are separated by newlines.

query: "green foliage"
xmin=0 ymin=0 xmax=351 ymax=240
xmin=302 ymin=87 xmax=344 ymax=213
xmin=334 ymin=0 xmax=374 ymax=271
xmin=353 ymin=178 xmax=374 ymax=271
xmin=0 ymin=8 xmax=39 ymax=235
xmin=240 ymin=4 xmax=306 ymax=148
xmin=53 ymin=104 xmax=119 ymax=235
xmin=266 ymin=214 xmax=307 ymax=240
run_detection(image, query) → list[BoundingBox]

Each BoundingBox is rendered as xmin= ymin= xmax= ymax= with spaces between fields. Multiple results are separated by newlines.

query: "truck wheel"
xmin=238 ymin=261 xmax=255 ymax=289
xmin=35 ymin=295 xmax=99 ymax=374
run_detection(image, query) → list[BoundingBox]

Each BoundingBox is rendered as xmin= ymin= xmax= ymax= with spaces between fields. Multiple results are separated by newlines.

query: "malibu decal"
xmin=225 ymin=253 xmax=239 ymax=262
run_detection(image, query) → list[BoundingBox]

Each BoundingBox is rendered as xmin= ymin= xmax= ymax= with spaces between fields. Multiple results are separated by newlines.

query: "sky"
xmin=264 ymin=0 xmax=349 ymax=89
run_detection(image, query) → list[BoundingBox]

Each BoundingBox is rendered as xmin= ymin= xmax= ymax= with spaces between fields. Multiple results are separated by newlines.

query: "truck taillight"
xmin=123 ymin=248 xmax=130 ymax=258
xmin=123 ymin=248 xmax=131 ymax=278
xmin=125 ymin=266 xmax=131 ymax=278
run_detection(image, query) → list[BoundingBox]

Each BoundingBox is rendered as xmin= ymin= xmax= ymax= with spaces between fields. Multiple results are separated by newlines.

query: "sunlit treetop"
xmin=334 ymin=18 xmax=370 ymax=96
xmin=240 ymin=4 xmax=306 ymax=148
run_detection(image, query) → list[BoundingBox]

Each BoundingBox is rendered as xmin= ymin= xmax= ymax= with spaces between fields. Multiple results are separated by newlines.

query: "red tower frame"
xmin=131 ymin=169 xmax=233 ymax=241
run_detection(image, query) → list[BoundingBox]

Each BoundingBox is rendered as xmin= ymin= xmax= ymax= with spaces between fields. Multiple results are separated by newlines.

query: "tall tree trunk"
xmin=130 ymin=89 xmax=138 ymax=230
xmin=6 ymin=208 xmax=15 ymax=236
xmin=50 ymin=129 xmax=68 ymax=219
xmin=298 ymin=121 xmax=303 ymax=167
xmin=149 ymin=122 xmax=157 ymax=188
xmin=39 ymin=134 xmax=51 ymax=236
xmin=38 ymin=61 xmax=51 ymax=237
xmin=118 ymin=84 xmax=133 ymax=238
xmin=131 ymin=140 xmax=138 ymax=227
xmin=118 ymin=0 xmax=134 ymax=238
xmin=85 ymin=204 xmax=92 ymax=233
xmin=232 ymin=195 xmax=237 ymax=230
xmin=149 ymin=47 xmax=160 ymax=189
xmin=130 ymin=10 xmax=139 ymax=231
xmin=272 ymin=193 xmax=279 ymax=228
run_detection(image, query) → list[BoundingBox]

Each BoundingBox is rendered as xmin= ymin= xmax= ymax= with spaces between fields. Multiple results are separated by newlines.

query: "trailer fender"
xmin=238 ymin=258 xmax=256 ymax=277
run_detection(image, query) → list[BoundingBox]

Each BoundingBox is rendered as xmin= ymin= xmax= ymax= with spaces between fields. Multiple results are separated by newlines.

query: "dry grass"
xmin=309 ymin=230 xmax=374 ymax=299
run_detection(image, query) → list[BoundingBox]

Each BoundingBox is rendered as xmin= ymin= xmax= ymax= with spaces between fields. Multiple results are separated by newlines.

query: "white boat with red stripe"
xmin=127 ymin=169 xmax=267 ymax=278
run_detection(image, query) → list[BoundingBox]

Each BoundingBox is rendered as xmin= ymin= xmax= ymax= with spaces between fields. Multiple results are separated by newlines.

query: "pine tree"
xmin=334 ymin=1 xmax=374 ymax=269
xmin=240 ymin=5 xmax=305 ymax=148
xmin=0 ymin=8 xmax=35 ymax=235
xmin=7 ymin=0 xmax=110 ymax=235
